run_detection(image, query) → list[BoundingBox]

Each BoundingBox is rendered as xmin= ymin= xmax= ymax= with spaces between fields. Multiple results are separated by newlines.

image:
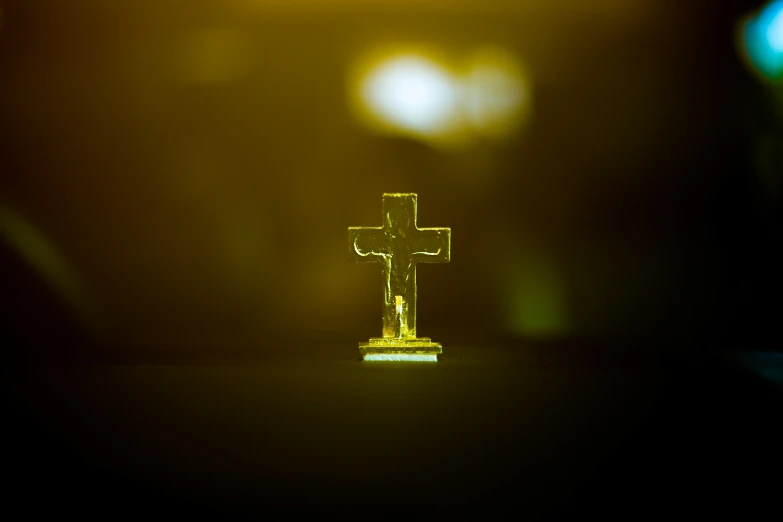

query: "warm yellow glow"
xmin=178 ymin=29 xmax=254 ymax=84
xmin=349 ymin=44 xmax=531 ymax=146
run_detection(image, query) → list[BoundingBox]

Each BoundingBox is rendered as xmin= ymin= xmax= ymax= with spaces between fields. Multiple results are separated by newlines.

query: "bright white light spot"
xmin=361 ymin=56 xmax=457 ymax=134
xmin=765 ymin=2 xmax=783 ymax=52
xmin=363 ymin=354 xmax=438 ymax=362
xmin=350 ymin=46 xmax=531 ymax=146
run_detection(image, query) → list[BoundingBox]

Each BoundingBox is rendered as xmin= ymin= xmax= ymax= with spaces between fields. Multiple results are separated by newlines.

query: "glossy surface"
xmin=349 ymin=193 xmax=450 ymax=358
xmin=5 ymin=346 xmax=781 ymax=517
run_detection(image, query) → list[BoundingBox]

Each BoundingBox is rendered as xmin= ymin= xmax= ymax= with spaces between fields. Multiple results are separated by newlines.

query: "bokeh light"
xmin=740 ymin=0 xmax=783 ymax=82
xmin=765 ymin=3 xmax=783 ymax=52
xmin=504 ymin=254 xmax=570 ymax=339
xmin=463 ymin=46 xmax=530 ymax=138
xmin=361 ymin=55 xmax=458 ymax=135
xmin=349 ymin=45 xmax=530 ymax=147
xmin=0 ymin=205 xmax=98 ymax=330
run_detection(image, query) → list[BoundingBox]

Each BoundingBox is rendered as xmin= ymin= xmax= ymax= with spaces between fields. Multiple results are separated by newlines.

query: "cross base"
xmin=359 ymin=338 xmax=442 ymax=362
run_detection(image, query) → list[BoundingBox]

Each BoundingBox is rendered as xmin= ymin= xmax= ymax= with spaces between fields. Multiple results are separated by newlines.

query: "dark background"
xmin=1 ymin=0 xmax=781 ymax=518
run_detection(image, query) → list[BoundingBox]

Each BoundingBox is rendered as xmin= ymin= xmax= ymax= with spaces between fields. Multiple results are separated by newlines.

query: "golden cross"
xmin=349 ymin=193 xmax=451 ymax=361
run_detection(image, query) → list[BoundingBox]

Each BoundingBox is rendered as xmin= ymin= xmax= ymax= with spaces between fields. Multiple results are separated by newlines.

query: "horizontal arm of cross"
xmin=348 ymin=226 xmax=386 ymax=263
xmin=413 ymin=227 xmax=450 ymax=263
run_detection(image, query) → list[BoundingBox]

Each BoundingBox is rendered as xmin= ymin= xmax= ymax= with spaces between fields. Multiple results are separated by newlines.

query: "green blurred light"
xmin=505 ymin=259 xmax=569 ymax=339
xmin=0 ymin=205 xmax=99 ymax=329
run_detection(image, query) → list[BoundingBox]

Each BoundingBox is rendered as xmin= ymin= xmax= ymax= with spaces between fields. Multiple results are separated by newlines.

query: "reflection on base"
xmin=363 ymin=354 xmax=438 ymax=362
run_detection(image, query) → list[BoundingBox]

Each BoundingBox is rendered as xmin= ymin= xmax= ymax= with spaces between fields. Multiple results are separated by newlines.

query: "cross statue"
xmin=349 ymin=193 xmax=451 ymax=361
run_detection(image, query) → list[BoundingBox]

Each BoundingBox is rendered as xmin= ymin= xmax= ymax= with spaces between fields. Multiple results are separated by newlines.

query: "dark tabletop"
xmin=3 ymin=344 xmax=781 ymax=518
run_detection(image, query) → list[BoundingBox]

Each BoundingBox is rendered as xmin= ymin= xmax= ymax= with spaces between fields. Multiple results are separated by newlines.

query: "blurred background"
xmin=1 ymin=0 xmax=781 ymax=363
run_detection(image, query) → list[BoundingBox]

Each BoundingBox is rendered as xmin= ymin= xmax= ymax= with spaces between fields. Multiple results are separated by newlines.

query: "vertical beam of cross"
xmin=349 ymin=193 xmax=450 ymax=339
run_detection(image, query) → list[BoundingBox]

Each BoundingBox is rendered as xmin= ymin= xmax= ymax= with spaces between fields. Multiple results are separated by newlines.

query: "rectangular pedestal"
xmin=359 ymin=338 xmax=442 ymax=362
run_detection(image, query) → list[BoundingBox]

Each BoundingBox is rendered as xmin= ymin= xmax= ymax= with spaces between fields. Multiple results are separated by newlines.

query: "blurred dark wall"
xmin=1 ymin=0 xmax=779 ymax=362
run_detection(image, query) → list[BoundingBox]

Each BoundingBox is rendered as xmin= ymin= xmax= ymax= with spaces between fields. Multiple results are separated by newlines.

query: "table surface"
xmin=3 ymin=344 xmax=782 ymax=518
